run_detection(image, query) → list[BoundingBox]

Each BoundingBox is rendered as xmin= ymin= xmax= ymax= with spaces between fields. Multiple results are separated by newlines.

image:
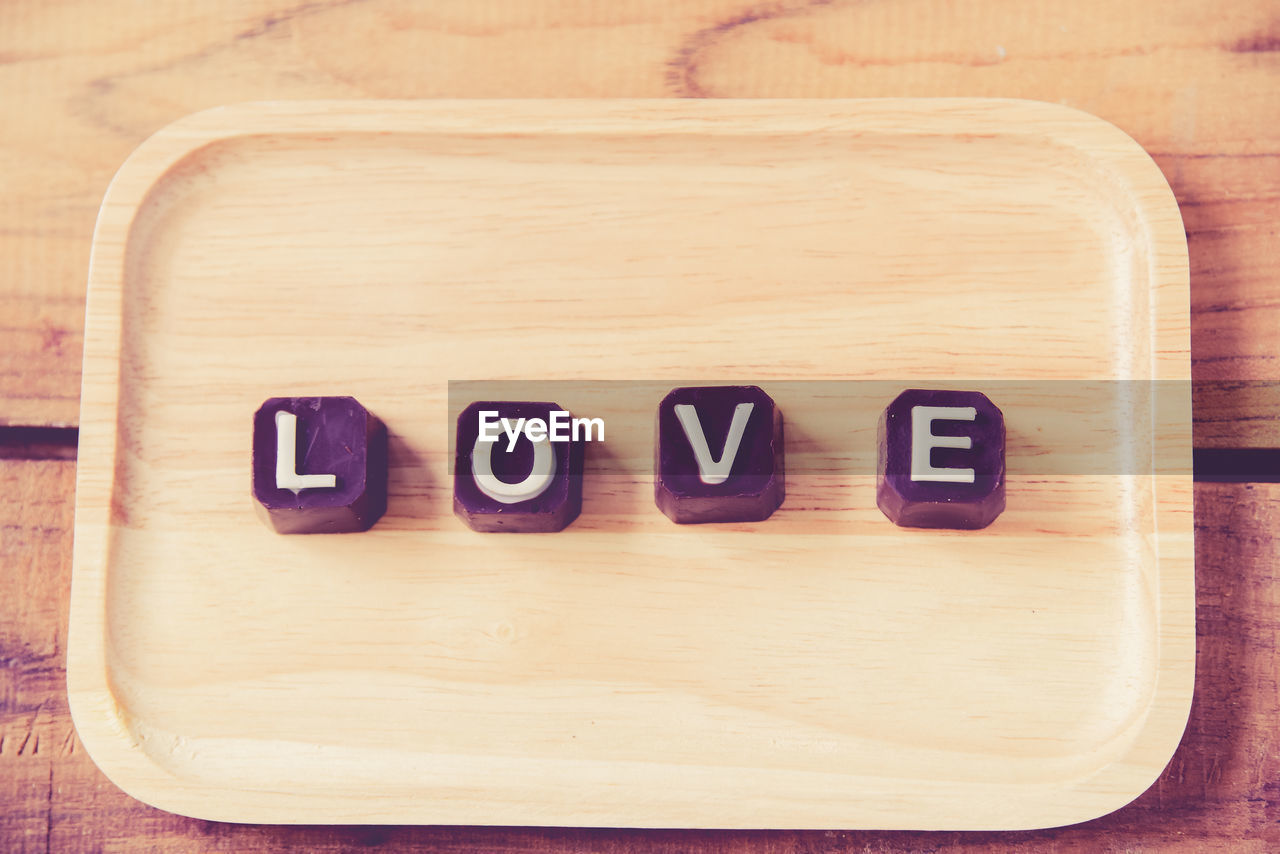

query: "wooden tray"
xmin=68 ymin=100 xmax=1193 ymax=829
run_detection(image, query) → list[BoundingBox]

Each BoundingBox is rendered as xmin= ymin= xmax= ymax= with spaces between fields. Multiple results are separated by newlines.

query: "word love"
xmin=250 ymin=387 xmax=1006 ymax=535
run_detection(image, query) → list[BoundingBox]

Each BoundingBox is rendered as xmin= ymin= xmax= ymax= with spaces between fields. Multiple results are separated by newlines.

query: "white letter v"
xmin=673 ymin=402 xmax=754 ymax=485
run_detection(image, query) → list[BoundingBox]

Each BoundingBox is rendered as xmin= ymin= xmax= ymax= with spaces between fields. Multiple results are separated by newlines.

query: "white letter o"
xmin=471 ymin=434 xmax=556 ymax=504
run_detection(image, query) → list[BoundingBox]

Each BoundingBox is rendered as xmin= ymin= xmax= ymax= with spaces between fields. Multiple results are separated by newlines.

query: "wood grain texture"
xmin=64 ymin=100 xmax=1192 ymax=828
xmin=6 ymin=461 xmax=1275 ymax=850
xmin=0 ymin=0 xmax=1277 ymax=441
xmin=0 ymin=300 xmax=82 ymax=429
xmin=0 ymin=0 xmax=1273 ymax=848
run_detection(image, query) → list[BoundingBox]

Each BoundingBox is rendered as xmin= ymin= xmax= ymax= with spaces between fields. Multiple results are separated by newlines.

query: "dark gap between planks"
xmin=1192 ymin=448 xmax=1280 ymax=483
xmin=0 ymin=426 xmax=1277 ymax=482
xmin=0 ymin=426 xmax=78 ymax=461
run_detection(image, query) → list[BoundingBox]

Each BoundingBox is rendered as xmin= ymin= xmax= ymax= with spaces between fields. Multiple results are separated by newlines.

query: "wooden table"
xmin=2 ymin=1 xmax=1276 ymax=850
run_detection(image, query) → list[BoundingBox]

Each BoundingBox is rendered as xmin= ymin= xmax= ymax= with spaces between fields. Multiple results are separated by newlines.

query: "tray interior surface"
xmin=69 ymin=101 xmax=1192 ymax=828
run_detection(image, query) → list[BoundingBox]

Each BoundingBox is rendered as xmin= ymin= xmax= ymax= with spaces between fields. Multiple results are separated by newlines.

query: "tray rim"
xmin=67 ymin=98 xmax=1194 ymax=828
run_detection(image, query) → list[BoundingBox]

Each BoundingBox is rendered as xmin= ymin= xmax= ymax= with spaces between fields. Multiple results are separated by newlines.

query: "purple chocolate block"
xmin=453 ymin=401 xmax=585 ymax=533
xmin=877 ymin=389 xmax=1005 ymax=530
xmin=655 ymin=385 xmax=784 ymax=524
xmin=252 ymin=396 xmax=388 ymax=534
